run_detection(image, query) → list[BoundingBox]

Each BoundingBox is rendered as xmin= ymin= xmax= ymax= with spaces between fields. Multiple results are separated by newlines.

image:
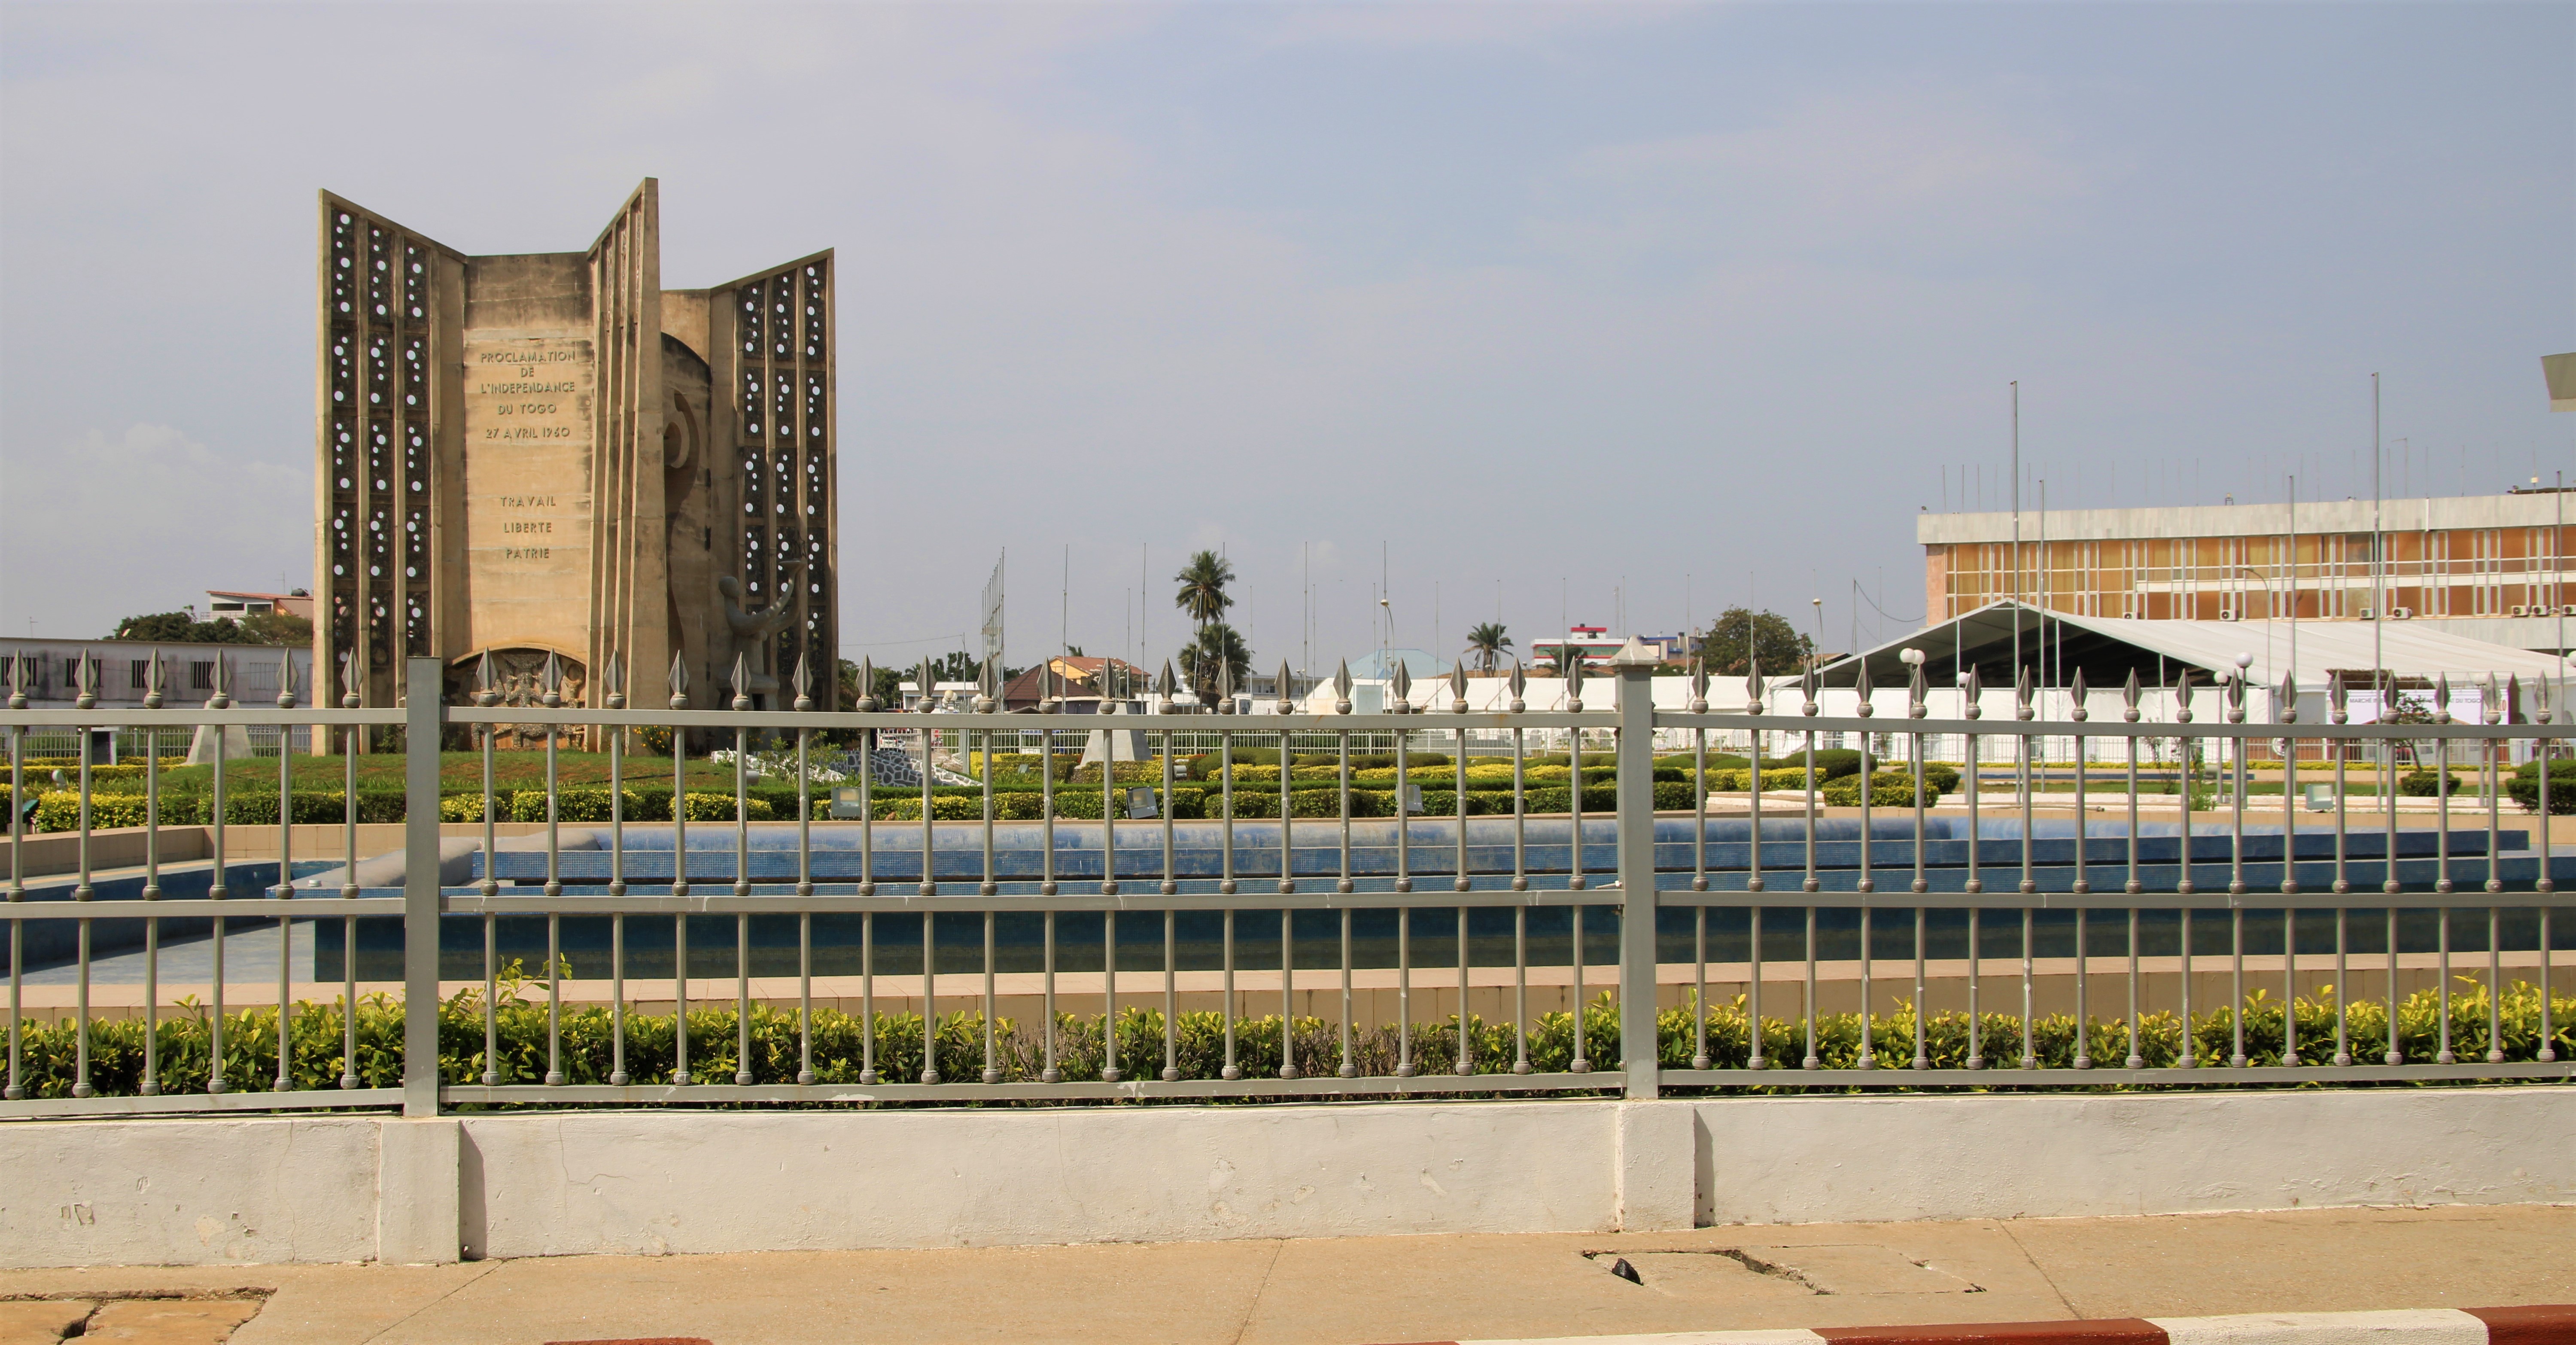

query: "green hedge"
xmin=10 ymin=975 xmax=2565 ymax=1099
xmin=1820 ymin=772 xmax=1943 ymax=808
xmin=2508 ymin=759 xmax=2576 ymax=815
xmin=22 ymin=788 xmax=410 ymax=831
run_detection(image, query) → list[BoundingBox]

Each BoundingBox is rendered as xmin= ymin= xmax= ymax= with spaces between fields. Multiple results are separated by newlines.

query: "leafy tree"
xmin=1696 ymin=607 xmax=1816 ymax=678
xmin=108 ymin=612 xmax=251 ymax=644
xmin=1178 ymin=623 xmax=1253 ymax=701
xmin=236 ymin=611 xmax=312 ymax=645
xmin=2378 ymin=687 xmax=2444 ymax=770
xmin=108 ymin=610 xmax=311 ymax=646
xmin=1463 ymin=621 xmax=1512 ymax=673
xmin=1172 ymin=551 xmax=1236 ymax=629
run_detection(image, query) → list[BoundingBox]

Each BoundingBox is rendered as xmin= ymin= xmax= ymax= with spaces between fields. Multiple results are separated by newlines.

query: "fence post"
xmin=402 ymin=657 xmax=444 ymax=1117
xmin=1611 ymin=640 xmax=1662 ymax=1099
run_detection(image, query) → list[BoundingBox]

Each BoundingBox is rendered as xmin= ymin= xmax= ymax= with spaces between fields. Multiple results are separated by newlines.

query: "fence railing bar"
xmin=1281 ymin=901 xmax=1298 ymax=1080
xmin=144 ymin=723 xmax=163 ymax=1096
xmin=1040 ymin=910 xmax=1060 ymax=1083
xmin=918 ymin=903 xmax=938 ymax=1083
xmin=982 ymin=908 xmax=1000 ymax=1085
xmin=1396 ymin=905 xmax=1414 ymax=1077
xmin=611 ymin=913 xmax=629 ymax=1085
xmin=6 ymin=718 xmax=21 ymax=1102
xmin=2437 ymin=907 xmax=2456 ymax=1065
xmin=1338 ymin=906 xmax=1354 ymax=1078
xmin=2229 ymin=907 xmax=2246 ymax=1067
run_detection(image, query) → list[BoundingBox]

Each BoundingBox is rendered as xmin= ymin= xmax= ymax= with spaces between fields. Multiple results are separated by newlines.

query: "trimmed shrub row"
xmin=9 ymin=977 xmax=2565 ymax=1099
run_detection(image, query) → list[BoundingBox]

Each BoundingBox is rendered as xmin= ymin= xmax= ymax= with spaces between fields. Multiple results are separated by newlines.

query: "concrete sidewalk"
xmin=3 ymin=1204 xmax=2570 ymax=1345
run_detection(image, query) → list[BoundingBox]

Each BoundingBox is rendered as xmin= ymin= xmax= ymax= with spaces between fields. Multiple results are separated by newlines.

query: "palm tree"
xmin=1179 ymin=622 xmax=1253 ymax=702
xmin=1463 ymin=621 xmax=1512 ymax=673
xmin=1173 ymin=551 xmax=1236 ymax=630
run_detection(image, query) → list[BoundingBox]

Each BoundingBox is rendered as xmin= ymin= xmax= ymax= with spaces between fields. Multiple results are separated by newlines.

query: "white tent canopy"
xmin=1823 ymin=600 xmax=2570 ymax=695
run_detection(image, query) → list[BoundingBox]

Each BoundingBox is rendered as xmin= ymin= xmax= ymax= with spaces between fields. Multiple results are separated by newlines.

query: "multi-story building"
xmin=3 ymin=639 xmax=314 ymax=759
xmin=203 ymin=589 xmax=313 ymax=623
xmin=1919 ymin=488 xmax=2574 ymax=656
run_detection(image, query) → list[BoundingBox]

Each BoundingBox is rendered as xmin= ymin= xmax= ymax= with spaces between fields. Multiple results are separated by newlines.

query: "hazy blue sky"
xmin=3 ymin=3 xmax=2569 ymax=671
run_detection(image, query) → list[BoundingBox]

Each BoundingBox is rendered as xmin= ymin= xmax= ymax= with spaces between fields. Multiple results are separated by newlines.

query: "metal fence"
xmin=3 ymin=651 xmax=2569 ymax=1120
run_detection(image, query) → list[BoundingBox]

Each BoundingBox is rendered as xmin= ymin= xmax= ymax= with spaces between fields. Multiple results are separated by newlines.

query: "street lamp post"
xmin=2232 ymin=565 xmax=2283 ymax=699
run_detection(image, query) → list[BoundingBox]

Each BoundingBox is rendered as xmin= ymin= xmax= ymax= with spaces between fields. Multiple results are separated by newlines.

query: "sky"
xmin=2 ymin=2 xmax=2570 ymax=673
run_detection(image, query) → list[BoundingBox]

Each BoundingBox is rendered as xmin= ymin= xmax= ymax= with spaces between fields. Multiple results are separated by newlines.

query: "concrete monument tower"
xmin=313 ymin=179 xmax=838 ymax=724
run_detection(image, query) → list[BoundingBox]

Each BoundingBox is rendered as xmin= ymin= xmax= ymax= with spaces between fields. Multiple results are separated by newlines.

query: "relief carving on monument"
xmin=445 ymin=648 xmax=588 ymax=748
xmin=718 ymin=557 xmax=806 ymax=702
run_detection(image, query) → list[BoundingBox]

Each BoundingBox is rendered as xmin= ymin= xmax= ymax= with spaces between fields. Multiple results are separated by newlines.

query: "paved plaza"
xmin=3 ymin=1203 xmax=2571 ymax=1344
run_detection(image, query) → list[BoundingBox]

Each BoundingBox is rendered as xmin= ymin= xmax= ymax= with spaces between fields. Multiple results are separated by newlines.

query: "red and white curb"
xmin=1393 ymin=1304 xmax=2576 ymax=1345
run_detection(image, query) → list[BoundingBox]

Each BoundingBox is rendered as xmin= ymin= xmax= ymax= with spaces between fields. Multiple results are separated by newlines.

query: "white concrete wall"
xmin=4 ymin=1089 xmax=2569 ymax=1268
xmin=0 ymin=1116 xmax=380 ymax=1267
xmin=456 ymin=1102 xmax=1615 ymax=1259
xmin=1692 ymin=1088 xmax=2576 ymax=1226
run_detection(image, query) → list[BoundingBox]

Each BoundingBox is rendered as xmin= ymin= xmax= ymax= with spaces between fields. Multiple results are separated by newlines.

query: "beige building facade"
xmin=1919 ymin=490 xmax=2574 ymax=656
xmin=313 ymin=180 xmax=838 ymax=724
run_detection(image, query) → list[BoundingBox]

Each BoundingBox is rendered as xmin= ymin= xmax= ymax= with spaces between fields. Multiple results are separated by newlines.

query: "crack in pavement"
xmin=1227 ymin=1239 xmax=1287 ymax=1345
xmin=1996 ymin=1219 xmax=2079 ymax=1319
xmin=353 ymin=1261 xmax=501 ymax=1345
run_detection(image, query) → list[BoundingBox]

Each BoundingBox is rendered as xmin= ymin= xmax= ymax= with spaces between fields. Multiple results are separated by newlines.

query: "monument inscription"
xmin=463 ymin=335 xmax=593 ymax=645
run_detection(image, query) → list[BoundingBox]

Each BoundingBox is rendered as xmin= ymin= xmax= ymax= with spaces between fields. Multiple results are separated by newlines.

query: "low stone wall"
xmin=3 ymin=1088 xmax=2567 ymax=1267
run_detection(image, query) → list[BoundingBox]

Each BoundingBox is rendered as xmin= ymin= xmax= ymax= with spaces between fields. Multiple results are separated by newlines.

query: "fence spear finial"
xmin=1687 ymin=657 xmax=1709 ymax=715
xmin=855 ymin=656 xmax=877 ymax=712
xmin=2069 ymin=667 xmax=2089 ymax=723
xmin=2277 ymin=670 xmax=2298 ymax=724
xmin=1332 ymin=659 xmax=1353 ymax=715
xmin=793 ymin=652 xmax=814 ymax=713
xmin=209 ymin=651 xmax=231 ymax=710
xmin=1959 ymin=664 xmax=1981 ymax=720
xmin=1388 ymin=659 xmax=1412 ymax=715
xmin=1448 ymin=662 xmax=1468 ymax=715
xmin=74 ymin=651 xmax=97 ymax=711
xmin=1905 ymin=654 xmax=1927 ymax=720
xmin=1853 ymin=658 xmax=1875 ymax=718
xmin=2433 ymin=672 xmax=2452 ymax=725
xmin=4 ymin=650 xmax=23 ymax=711
xmin=2121 ymin=668 xmax=2141 ymax=724
xmin=274 ymin=647 xmax=297 ymax=710
xmin=605 ymin=651 xmax=627 ymax=711
xmin=2172 ymin=666 xmax=2193 ymax=724
xmin=1155 ymin=660 xmax=1179 ymax=714
xmin=143 ymin=648 xmax=165 ymax=711
xmin=730 ymin=653 xmax=753 ymax=712
xmin=341 ymin=650 xmax=362 ymax=709
xmin=917 ymin=656 xmax=938 ymax=711
xmin=2483 ymin=673 xmax=2503 ymax=726
xmin=2328 ymin=669 xmax=2347 ymax=724
xmin=667 ymin=649 xmax=689 ymax=711
xmin=1566 ymin=653 xmax=1587 ymax=712
xmin=1507 ymin=657 xmax=1527 ymax=715
xmin=2013 ymin=664 xmax=2033 ymax=721
xmin=1274 ymin=660 xmax=1295 ymax=714
xmin=541 ymin=651 xmax=563 ymax=709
